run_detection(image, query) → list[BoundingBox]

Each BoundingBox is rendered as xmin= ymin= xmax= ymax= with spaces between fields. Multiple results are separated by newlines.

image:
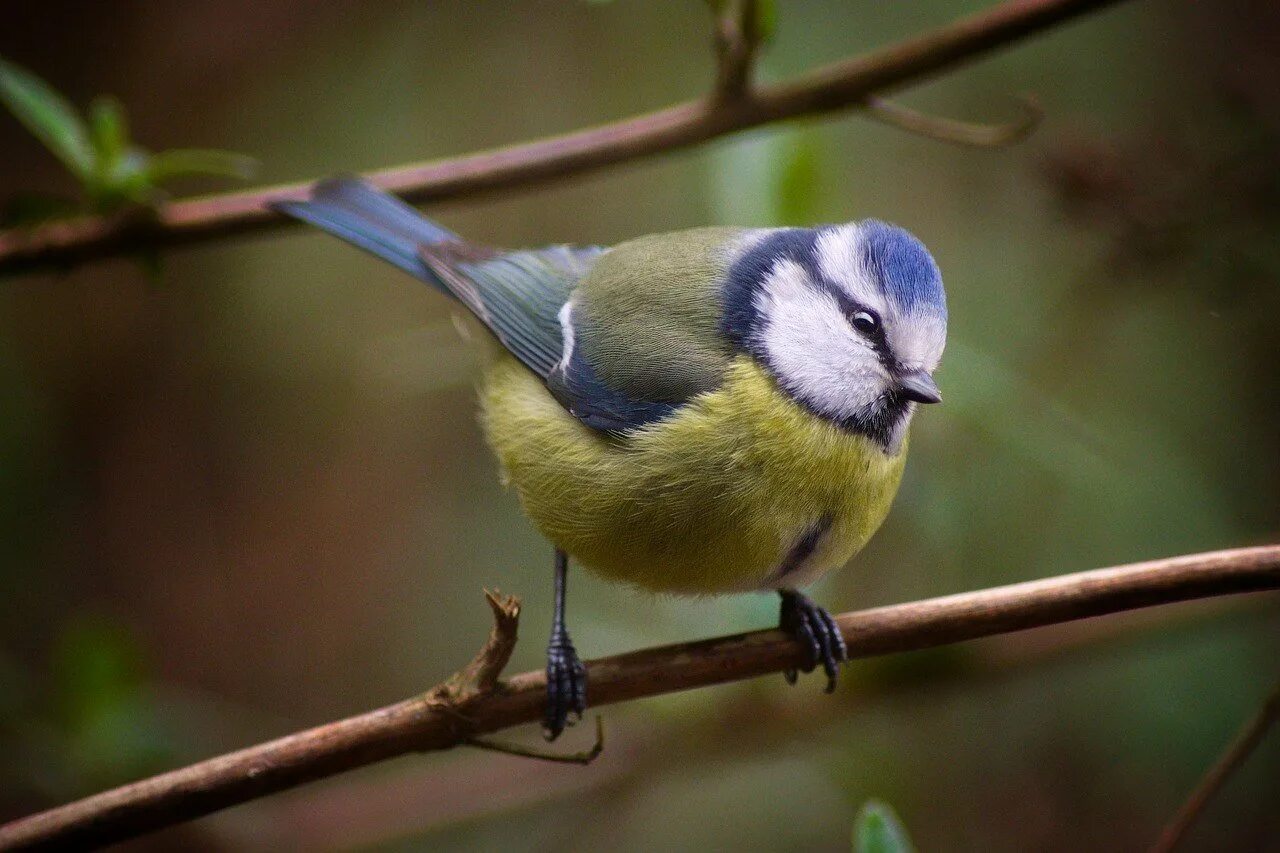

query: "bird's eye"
xmin=850 ymin=310 xmax=879 ymax=335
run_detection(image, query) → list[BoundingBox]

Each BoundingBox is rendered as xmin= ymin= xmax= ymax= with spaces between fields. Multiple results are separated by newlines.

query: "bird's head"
xmin=723 ymin=221 xmax=948 ymax=452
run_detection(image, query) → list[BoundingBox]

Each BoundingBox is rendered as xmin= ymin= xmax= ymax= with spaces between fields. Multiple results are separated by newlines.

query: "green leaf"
xmin=0 ymin=56 xmax=94 ymax=179
xmin=88 ymin=96 xmax=129 ymax=173
xmin=85 ymin=148 xmax=156 ymax=213
xmin=83 ymin=96 xmax=144 ymax=212
xmin=144 ymin=148 xmax=258 ymax=185
xmin=853 ymin=800 xmax=916 ymax=853
xmin=0 ymin=61 xmax=255 ymax=215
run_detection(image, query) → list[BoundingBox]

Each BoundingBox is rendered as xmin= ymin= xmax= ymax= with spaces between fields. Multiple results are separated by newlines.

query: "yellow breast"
xmin=481 ymin=356 xmax=908 ymax=594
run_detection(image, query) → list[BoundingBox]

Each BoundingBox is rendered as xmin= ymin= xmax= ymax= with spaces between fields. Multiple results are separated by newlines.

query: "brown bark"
xmin=2 ymin=545 xmax=1277 ymax=851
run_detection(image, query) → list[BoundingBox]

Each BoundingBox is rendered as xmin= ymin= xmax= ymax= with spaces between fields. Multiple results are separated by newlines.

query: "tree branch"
xmin=1149 ymin=679 xmax=1280 ymax=853
xmin=1 ymin=545 xmax=1277 ymax=851
xmin=0 ymin=0 xmax=1131 ymax=278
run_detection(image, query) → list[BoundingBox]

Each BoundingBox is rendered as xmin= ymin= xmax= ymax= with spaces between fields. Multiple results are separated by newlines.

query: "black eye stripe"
xmin=816 ymin=281 xmax=896 ymax=366
xmin=822 ymin=286 xmax=882 ymax=336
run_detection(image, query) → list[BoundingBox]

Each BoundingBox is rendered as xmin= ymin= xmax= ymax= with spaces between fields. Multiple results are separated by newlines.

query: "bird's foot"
xmin=779 ymin=589 xmax=848 ymax=693
xmin=544 ymin=630 xmax=587 ymax=741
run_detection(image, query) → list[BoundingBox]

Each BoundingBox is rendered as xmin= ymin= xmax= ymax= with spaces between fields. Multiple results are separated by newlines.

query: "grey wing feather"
xmin=426 ymin=244 xmax=679 ymax=433
xmin=424 ymin=244 xmax=605 ymax=380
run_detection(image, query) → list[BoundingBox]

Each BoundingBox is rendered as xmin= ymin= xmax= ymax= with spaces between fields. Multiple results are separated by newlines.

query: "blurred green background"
xmin=1 ymin=1 xmax=1277 ymax=850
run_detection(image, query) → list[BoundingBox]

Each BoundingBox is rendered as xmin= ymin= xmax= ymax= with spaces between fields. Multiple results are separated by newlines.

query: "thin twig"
xmin=1149 ymin=680 xmax=1280 ymax=853
xmin=713 ymin=0 xmax=763 ymax=101
xmin=1 ymin=545 xmax=1277 ymax=851
xmin=431 ymin=589 xmax=520 ymax=700
xmin=864 ymin=94 xmax=1042 ymax=147
xmin=0 ymin=0 xmax=1132 ymax=277
xmin=468 ymin=716 xmax=606 ymax=766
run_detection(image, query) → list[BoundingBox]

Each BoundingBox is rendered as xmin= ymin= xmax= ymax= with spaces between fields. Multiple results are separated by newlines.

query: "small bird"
xmin=274 ymin=178 xmax=946 ymax=739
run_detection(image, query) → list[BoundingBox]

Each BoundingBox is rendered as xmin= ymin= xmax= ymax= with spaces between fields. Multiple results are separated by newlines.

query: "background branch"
xmin=1 ymin=545 xmax=1277 ymax=851
xmin=0 ymin=0 xmax=1130 ymax=277
xmin=864 ymin=94 xmax=1043 ymax=147
xmin=1149 ymin=680 xmax=1280 ymax=853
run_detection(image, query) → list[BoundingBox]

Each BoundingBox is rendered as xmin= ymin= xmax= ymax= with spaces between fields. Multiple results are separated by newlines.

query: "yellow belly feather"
xmin=481 ymin=356 xmax=907 ymax=594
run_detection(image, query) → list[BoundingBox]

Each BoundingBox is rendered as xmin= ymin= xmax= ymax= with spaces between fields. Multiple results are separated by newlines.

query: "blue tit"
xmin=274 ymin=178 xmax=946 ymax=739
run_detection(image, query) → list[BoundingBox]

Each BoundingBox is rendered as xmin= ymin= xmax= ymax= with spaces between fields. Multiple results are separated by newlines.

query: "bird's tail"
xmin=271 ymin=177 xmax=457 ymax=291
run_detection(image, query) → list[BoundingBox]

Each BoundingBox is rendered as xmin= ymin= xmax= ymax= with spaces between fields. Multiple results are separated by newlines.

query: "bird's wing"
xmin=428 ymin=228 xmax=747 ymax=435
xmin=543 ymin=227 xmax=748 ymax=433
xmin=421 ymin=242 xmax=603 ymax=380
xmin=428 ymin=242 xmax=676 ymax=433
xmin=274 ymin=177 xmax=743 ymax=435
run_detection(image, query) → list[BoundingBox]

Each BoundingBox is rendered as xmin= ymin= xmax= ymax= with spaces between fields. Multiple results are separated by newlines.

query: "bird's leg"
xmin=544 ymin=548 xmax=587 ymax=740
xmin=778 ymin=589 xmax=848 ymax=693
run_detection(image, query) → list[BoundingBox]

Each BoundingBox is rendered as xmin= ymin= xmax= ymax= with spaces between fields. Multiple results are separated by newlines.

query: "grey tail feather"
xmin=271 ymin=176 xmax=458 ymax=292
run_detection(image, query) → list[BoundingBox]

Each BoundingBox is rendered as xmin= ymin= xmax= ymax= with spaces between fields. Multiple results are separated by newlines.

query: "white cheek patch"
xmin=815 ymin=225 xmax=886 ymax=316
xmin=755 ymin=259 xmax=889 ymax=420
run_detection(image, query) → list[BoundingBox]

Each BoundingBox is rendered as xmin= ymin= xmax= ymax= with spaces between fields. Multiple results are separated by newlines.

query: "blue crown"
xmin=858 ymin=221 xmax=946 ymax=317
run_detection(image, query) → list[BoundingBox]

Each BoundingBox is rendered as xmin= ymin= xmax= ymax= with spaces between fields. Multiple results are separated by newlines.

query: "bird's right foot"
xmin=778 ymin=588 xmax=848 ymax=693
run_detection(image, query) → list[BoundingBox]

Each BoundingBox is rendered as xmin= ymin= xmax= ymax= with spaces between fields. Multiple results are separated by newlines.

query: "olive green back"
xmin=574 ymin=227 xmax=748 ymax=402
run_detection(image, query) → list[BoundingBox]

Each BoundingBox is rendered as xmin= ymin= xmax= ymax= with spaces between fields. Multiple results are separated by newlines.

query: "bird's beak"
xmin=897 ymin=369 xmax=942 ymax=404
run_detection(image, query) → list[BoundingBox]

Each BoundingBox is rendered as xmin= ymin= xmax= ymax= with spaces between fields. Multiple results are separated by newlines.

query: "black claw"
xmin=570 ymin=657 xmax=587 ymax=719
xmin=544 ymin=634 xmax=587 ymax=741
xmin=779 ymin=590 xmax=848 ymax=692
xmin=796 ymin=608 xmax=822 ymax=672
xmin=811 ymin=605 xmax=847 ymax=692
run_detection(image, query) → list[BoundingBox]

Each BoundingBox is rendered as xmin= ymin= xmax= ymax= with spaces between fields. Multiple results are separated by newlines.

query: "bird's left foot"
xmin=543 ymin=627 xmax=587 ymax=741
xmin=778 ymin=589 xmax=848 ymax=693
